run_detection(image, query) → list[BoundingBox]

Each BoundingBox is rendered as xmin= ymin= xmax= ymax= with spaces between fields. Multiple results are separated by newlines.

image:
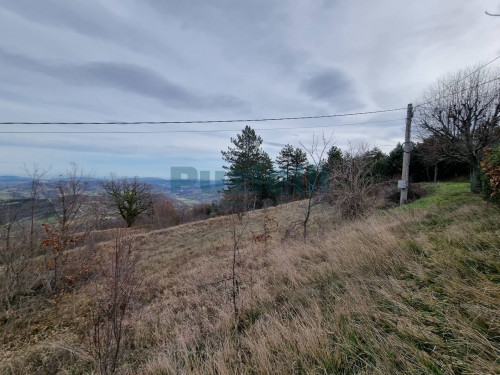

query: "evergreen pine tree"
xmin=221 ymin=126 xmax=276 ymax=208
xmin=276 ymin=144 xmax=294 ymax=193
xmin=290 ymin=148 xmax=308 ymax=196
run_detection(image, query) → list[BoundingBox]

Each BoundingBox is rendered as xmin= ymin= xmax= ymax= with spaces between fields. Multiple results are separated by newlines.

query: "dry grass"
xmin=2 ymin=183 xmax=500 ymax=374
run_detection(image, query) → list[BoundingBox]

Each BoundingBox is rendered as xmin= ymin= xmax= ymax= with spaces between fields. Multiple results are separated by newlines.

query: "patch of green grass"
xmin=400 ymin=182 xmax=478 ymax=210
xmin=402 ymin=239 xmax=427 ymax=257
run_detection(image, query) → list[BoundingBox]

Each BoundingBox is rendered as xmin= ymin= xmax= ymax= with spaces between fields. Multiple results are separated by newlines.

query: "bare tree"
xmin=43 ymin=163 xmax=90 ymax=298
xmin=103 ymin=176 xmax=152 ymax=227
xmin=23 ymin=164 xmax=49 ymax=251
xmin=0 ymin=202 xmax=30 ymax=310
xmin=415 ymin=65 xmax=500 ymax=192
xmin=88 ymin=229 xmax=141 ymax=374
xmin=149 ymin=193 xmax=180 ymax=229
xmin=329 ymin=142 xmax=378 ymax=219
xmin=49 ymin=163 xmax=90 ymax=233
xmin=299 ymin=134 xmax=332 ymax=240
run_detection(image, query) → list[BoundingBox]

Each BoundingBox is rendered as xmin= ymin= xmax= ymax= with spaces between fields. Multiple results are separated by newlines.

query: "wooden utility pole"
xmin=399 ymin=103 xmax=413 ymax=206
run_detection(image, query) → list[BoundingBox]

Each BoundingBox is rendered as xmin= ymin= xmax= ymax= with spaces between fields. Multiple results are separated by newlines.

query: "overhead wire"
xmin=0 ymin=117 xmax=406 ymax=134
xmin=414 ymin=54 xmax=500 ymax=110
xmin=0 ymin=108 xmax=406 ymax=126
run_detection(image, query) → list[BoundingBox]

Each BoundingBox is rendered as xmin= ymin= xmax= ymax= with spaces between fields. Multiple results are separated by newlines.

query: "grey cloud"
xmin=0 ymin=0 xmax=171 ymax=55
xmin=300 ymin=69 xmax=363 ymax=110
xmin=1 ymin=0 xmax=498 ymax=177
xmin=0 ymin=48 xmax=246 ymax=110
xmin=145 ymin=0 xmax=305 ymax=73
xmin=1 ymin=0 xmax=106 ymax=37
xmin=0 ymin=137 xmax=136 ymax=156
xmin=146 ymin=0 xmax=282 ymax=35
xmin=59 ymin=63 xmax=203 ymax=108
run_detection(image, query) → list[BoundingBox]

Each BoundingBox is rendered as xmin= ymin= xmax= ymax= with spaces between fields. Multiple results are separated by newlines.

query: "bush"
xmin=481 ymin=146 xmax=500 ymax=200
xmin=149 ymin=195 xmax=181 ymax=228
xmin=86 ymin=229 xmax=141 ymax=374
xmin=329 ymin=144 xmax=378 ymax=219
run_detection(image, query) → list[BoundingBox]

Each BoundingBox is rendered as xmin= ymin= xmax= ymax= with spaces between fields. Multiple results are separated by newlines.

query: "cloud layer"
xmin=0 ymin=0 xmax=498 ymax=177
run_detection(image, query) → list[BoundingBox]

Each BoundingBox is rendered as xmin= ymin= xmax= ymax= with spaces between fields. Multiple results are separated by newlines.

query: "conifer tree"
xmin=290 ymin=148 xmax=308 ymax=196
xmin=276 ymin=144 xmax=294 ymax=193
xmin=276 ymin=145 xmax=308 ymax=196
xmin=221 ymin=126 xmax=275 ymax=208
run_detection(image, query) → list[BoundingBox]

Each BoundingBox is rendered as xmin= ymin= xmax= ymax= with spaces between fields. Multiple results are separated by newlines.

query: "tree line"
xmin=220 ymin=63 xmax=499 ymax=210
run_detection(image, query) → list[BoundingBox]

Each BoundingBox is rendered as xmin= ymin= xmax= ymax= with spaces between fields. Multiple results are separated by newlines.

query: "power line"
xmin=414 ymin=53 xmax=500 ymax=109
xmin=0 ymin=108 xmax=405 ymax=126
xmin=454 ymin=54 xmax=500 ymax=82
xmin=0 ymin=118 xmax=405 ymax=134
xmin=415 ymin=76 xmax=500 ymax=110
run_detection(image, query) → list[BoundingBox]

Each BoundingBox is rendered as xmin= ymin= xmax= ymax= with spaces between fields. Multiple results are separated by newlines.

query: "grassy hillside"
xmin=2 ymin=183 xmax=500 ymax=374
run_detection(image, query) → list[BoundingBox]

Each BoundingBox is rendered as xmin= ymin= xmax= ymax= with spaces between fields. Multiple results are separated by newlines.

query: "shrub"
xmin=480 ymin=146 xmax=500 ymax=199
xmin=329 ymin=144 xmax=378 ymax=219
xmin=86 ymin=229 xmax=141 ymax=374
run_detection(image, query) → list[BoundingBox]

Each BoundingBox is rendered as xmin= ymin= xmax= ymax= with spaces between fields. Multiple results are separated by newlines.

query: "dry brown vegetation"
xmin=1 ymin=183 xmax=500 ymax=374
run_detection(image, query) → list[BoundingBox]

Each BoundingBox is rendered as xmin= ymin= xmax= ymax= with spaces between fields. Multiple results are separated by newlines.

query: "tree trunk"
xmin=433 ymin=163 xmax=438 ymax=183
xmin=470 ymin=162 xmax=482 ymax=193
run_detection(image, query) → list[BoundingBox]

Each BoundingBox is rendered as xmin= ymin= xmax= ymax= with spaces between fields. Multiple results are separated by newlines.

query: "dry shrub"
xmin=329 ymin=143 xmax=378 ymax=219
xmin=1 ymin=224 xmax=39 ymax=312
xmin=86 ymin=229 xmax=142 ymax=374
xmin=0 ymin=341 xmax=93 ymax=375
xmin=141 ymin=194 xmax=182 ymax=229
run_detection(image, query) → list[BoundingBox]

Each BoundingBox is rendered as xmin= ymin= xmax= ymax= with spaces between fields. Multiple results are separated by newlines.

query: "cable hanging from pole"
xmin=0 ymin=117 xmax=406 ymax=134
xmin=413 ymin=53 xmax=500 ymax=110
xmin=0 ymin=108 xmax=406 ymax=126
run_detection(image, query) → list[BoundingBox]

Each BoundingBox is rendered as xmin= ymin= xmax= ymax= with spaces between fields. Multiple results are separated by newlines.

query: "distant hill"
xmin=140 ymin=177 xmax=225 ymax=204
xmin=0 ymin=176 xmax=225 ymax=204
xmin=0 ymin=176 xmax=32 ymax=183
xmin=0 ymin=176 xmax=32 ymax=188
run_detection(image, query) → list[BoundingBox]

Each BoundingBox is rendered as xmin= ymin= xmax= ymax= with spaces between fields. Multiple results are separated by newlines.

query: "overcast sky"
xmin=1 ymin=0 xmax=499 ymax=178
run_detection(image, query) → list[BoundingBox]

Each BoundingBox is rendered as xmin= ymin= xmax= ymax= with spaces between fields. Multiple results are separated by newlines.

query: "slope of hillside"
xmin=2 ymin=183 xmax=500 ymax=374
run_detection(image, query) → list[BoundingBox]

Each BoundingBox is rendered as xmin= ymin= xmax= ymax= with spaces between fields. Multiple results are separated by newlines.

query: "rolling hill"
xmin=1 ymin=183 xmax=500 ymax=374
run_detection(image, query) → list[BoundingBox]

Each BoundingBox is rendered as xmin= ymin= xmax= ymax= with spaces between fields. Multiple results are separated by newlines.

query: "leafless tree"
xmin=23 ymin=164 xmax=49 ymax=251
xmin=299 ymin=133 xmax=332 ymax=240
xmin=329 ymin=142 xmax=378 ymax=219
xmin=88 ymin=229 xmax=141 ymax=374
xmin=48 ymin=163 xmax=91 ymax=233
xmin=148 ymin=193 xmax=181 ymax=229
xmin=43 ymin=163 xmax=90 ymax=297
xmin=414 ymin=65 xmax=500 ymax=192
xmin=0 ymin=202 xmax=29 ymax=310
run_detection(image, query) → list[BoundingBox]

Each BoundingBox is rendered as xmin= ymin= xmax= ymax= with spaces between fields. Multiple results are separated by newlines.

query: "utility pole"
xmin=399 ymin=103 xmax=413 ymax=206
